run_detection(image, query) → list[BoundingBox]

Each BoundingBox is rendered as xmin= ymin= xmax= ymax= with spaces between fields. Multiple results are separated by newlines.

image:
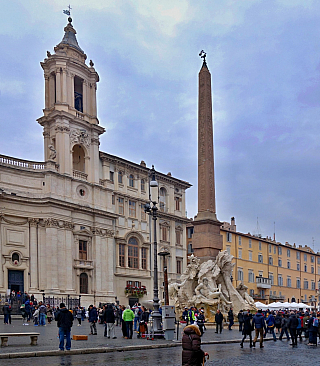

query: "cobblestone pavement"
xmin=3 ymin=338 xmax=320 ymax=365
xmin=0 ymin=319 xmax=253 ymax=354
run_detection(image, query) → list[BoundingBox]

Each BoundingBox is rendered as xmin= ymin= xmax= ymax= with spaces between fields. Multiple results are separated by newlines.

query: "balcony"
xmin=256 ymin=276 xmax=272 ymax=289
xmin=74 ymin=259 xmax=94 ymax=270
xmin=73 ymin=170 xmax=88 ymax=181
xmin=270 ymin=294 xmax=285 ymax=300
xmin=0 ymin=154 xmax=58 ymax=172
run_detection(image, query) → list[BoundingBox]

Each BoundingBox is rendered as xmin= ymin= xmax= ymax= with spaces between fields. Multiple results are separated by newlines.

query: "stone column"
xmin=105 ymin=236 xmax=115 ymax=296
xmin=65 ymin=229 xmax=74 ymax=292
xmin=102 ymin=160 xmax=109 ymax=180
xmin=93 ymin=83 xmax=97 ymax=117
xmin=44 ymin=219 xmax=59 ymax=291
xmin=0 ymin=217 xmax=3 ymax=288
xmin=93 ymin=232 xmax=102 ymax=294
xmin=62 ymin=69 xmax=67 ymax=103
xmin=83 ymin=81 xmax=87 ymax=114
xmin=44 ymin=75 xmax=50 ymax=109
xmin=29 ymin=219 xmax=39 ymax=290
xmin=55 ymin=69 xmax=61 ymax=103
xmin=71 ymin=74 xmax=75 ymax=108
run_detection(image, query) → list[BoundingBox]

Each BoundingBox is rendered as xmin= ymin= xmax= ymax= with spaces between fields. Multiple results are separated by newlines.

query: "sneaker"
xmin=112 ymin=337 xmax=117 ymax=339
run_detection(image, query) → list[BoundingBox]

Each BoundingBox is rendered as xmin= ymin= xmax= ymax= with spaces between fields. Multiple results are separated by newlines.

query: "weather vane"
xmin=63 ymin=4 xmax=72 ymax=23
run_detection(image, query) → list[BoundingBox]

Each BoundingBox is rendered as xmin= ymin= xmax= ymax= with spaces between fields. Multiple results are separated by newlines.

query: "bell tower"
xmin=37 ymin=17 xmax=105 ymax=183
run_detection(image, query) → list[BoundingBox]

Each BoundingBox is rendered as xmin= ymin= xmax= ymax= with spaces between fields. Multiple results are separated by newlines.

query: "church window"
xmin=129 ymin=174 xmax=134 ymax=187
xmin=176 ymin=259 xmax=182 ymax=274
xmin=12 ymin=253 xmax=20 ymax=264
xmin=74 ymin=76 xmax=83 ymax=112
xmin=128 ymin=237 xmax=139 ymax=269
xmin=159 ymin=188 xmax=167 ymax=212
xmin=73 ymin=145 xmax=85 ymax=173
xmin=141 ymin=247 xmax=147 ymax=270
xmin=79 ymin=240 xmax=87 ymax=260
xmin=119 ymin=244 xmax=125 ymax=267
xmin=118 ymin=171 xmax=123 ymax=184
xmin=175 ymin=197 xmax=181 ymax=211
xmin=129 ymin=200 xmax=136 ymax=217
xmin=80 ymin=273 xmax=88 ymax=294
xmin=118 ymin=197 xmax=124 ymax=215
xmin=141 ymin=204 xmax=146 ymax=220
xmin=176 ymin=230 xmax=181 ymax=245
xmin=141 ymin=179 xmax=145 ymax=191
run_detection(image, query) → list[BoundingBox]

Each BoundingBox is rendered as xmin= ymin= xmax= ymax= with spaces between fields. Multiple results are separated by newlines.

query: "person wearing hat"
xmin=55 ymin=302 xmax=74 ymax=351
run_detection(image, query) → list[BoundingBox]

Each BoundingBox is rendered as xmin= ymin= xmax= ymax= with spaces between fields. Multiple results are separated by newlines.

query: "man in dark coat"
xmin=252 ymin=310 xmax=267 ymax=348
xmin=238 ymin=310 xmax=244 ymax=332
xmin=279 ymin=313 xmax=290 ymax=341
xmin=55 ymin=302 xmax=74 ymax=351
xmin=182 ymin=324 xmax=208 ymax=366
xmin=240 ymin=311 xmax=253 ymax=348
xmin=103 ymin=304 xmax=117 ymax=339
xmin=215 ymin=309 xmax=223 ymax=334
xmin=88 ymin=304 xmax=98 ymax=335
xmin=288 ymin=312 xmax=299 ymax=346
xmin=228 ymin=308 xmax=234 ymax=330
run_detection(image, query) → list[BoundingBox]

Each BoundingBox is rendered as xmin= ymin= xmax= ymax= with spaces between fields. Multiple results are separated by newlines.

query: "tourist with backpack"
xmin=308 ymin=313 xmax=318 ymax=346
xmin=266 ymin=311 xmax=277 ymax=341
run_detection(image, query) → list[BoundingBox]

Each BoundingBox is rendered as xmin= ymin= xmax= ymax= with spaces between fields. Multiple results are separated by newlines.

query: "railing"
xmin=0 ymin=294 xmax=23 ymax=315
xmin=0 ymin=154 xmax=47 ymax=170
xmin=74 ymin=259 xmax=94 ymax=269
xmin=256 ymin=277 xmax=272 ymax=285
xmin=44 ymin=296 xmax=80 ymax=309
xmin=73 ymin=170 xmax=88 ymax=181
xmin=270 ymin=295 xmax=285 ymax=300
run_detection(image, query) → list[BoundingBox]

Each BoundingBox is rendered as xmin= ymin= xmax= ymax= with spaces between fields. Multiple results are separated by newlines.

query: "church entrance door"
xmin=8 ymin=270 xmax=24 ymax=294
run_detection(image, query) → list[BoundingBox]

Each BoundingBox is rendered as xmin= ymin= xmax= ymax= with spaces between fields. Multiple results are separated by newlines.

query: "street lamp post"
xmin=144 ymin=165 xmax=162 ymax=337
xmin=158 ymin=249 xmax=170 ymax=306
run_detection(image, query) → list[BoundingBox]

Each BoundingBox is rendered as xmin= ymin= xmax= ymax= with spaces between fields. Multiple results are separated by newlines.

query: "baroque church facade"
xmin=0 ymin=20 xmax=191 ymax=306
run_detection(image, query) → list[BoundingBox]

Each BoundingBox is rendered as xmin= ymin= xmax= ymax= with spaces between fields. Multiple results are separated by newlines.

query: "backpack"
xmin=275 ymin=317 xmax=281 ymax=326
xmin=313 ymin=317 xmax=319 ymax=327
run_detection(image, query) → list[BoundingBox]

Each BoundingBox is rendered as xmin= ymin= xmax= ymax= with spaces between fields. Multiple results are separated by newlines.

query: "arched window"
xmin=129 ymin=174 xmax=134 ymax=187
xmin=128 ymin=237 xmax=139 ymax=269
xmin=12 ymin=253 xmax=20 ymax=263
xmin=73 ymin=144 xmax=85 ymax=172
xmin=159 ymin=187 xmax=167 ymax=212
xmin=80 ymin=273 xmax=88 ymax=294
xmin=118 ymin=171 xmax=123 ymax=184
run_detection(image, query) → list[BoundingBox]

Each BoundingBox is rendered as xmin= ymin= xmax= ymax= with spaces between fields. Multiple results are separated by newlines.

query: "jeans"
xmin=289 ymin=328 xmax=297 ymax=345
xmin=4 ymin=314 xmax=9 ymax=324
xmin=105 ymin=323 xmax=115 ymax=338
xmin=279 ymin=328 xmax=290 ymax=340
xmin=125 ymin=321 xmax=133 ymax=339
xmin=59 ymin=327 xmax=71 ymax=350
xmin=90 ymin=322 xmax=97 ymax=334
xmin=39 ymin=313 xmax=46 ymax=326
xmin=134 ymin=317 xmax=140 ymax=331
xmin=268 ymin=327 xmax=277 ymax=341
xmin=309 ymin=331 xmax=317 ymax=345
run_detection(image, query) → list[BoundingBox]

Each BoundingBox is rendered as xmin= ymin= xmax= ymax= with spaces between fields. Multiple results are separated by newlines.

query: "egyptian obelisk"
xmin=192 ymin=51 xmax=223 ymax=260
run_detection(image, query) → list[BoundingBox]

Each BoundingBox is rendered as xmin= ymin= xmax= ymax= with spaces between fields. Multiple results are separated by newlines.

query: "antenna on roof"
xmin=273 ymin=221 xmax=276 ymax=241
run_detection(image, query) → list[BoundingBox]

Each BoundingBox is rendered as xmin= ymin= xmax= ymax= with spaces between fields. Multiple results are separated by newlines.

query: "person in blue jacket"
xmin=266 ymin=311 xmax=277 ymax=341
xmin=252 ymin=310 xmax=267 ymax=348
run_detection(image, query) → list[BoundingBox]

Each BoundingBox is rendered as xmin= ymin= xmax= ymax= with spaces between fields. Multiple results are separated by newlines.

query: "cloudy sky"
xmin=1 ymin=0 xmax=320 ymax=250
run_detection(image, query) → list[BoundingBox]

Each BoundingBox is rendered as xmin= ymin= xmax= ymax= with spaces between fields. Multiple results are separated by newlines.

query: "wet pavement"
xmin=3 ymin=339 xmax=320 ymax=365
xmin=1 ymin=320 xmax=320 ymax=365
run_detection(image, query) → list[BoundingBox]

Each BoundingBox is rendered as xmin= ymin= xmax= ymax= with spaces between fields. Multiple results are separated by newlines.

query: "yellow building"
xmin=187 ymin=217 xmax=320 ymax=306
